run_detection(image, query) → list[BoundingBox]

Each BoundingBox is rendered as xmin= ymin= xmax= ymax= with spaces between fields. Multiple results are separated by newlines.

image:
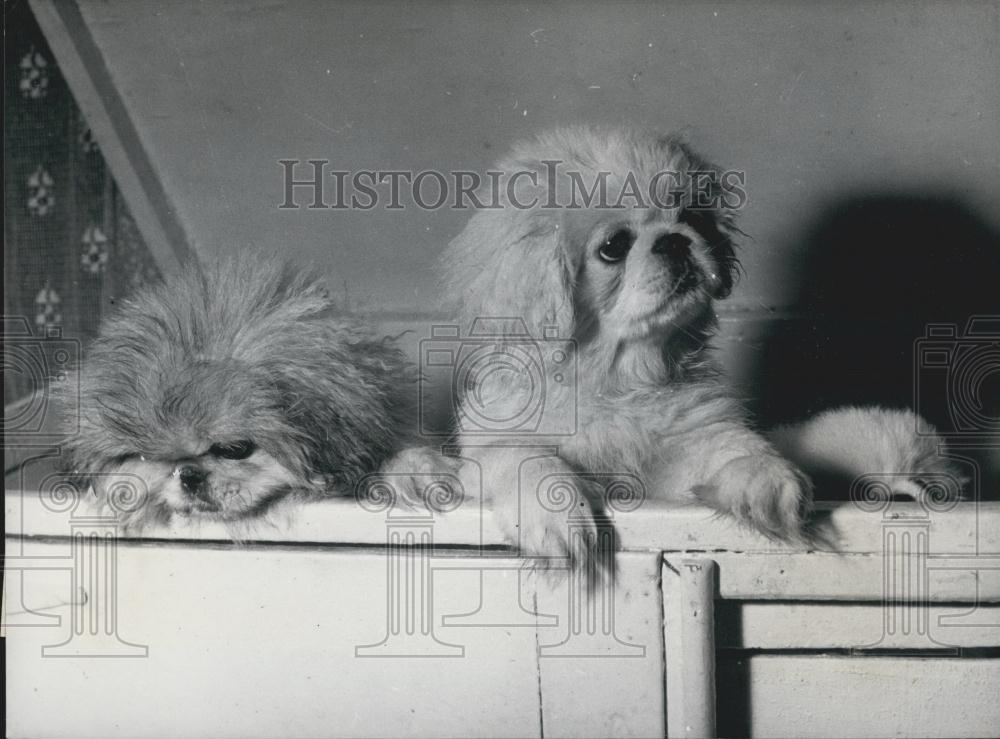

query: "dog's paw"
xmin=463 ymin=450 xmax=613 ymax=584
xmin=509 ymin=495 xmax=600 ymax=571
xmin=694 ymin=454 xmax=812 ymax=542
xmin=365 ymin=446 xmax=464 ymax=514
xmin=499 ymin=459 xmax=608 ymax=583
xmin=381 ymin=446 xmax=459 ymax=477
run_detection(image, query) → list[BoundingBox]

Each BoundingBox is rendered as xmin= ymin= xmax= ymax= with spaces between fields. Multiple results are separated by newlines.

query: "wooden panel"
xmin=717 ymin=601 xmax=1000 ymax=650
xmin=666 ymin=552 xmax=1000 ymax=602
xmin=5 ymin=540 xmax=671 ymax=739
xmin=666 ymin=559 xmax=1000 ymax=737
xmin=662 ymin=558 xmax=711 ymax=738
xmin=535 ymin=552 xmax=665 ymax=738
xmin=717 ymin=655 xmax=1000 ymax=738
xmin=645 ymin=501 xmax=1000 ymax=556
xmin=5 ymin=541 xmax=542 ymax=738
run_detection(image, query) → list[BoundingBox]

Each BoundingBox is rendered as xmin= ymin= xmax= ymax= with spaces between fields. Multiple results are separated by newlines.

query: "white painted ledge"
xmin=6 ymin=489 xmax=1000 ymax=555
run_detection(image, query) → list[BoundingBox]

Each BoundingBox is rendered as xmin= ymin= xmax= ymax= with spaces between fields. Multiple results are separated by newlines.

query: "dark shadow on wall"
xmin=750 ymin=194 xmax=1000 ymax=499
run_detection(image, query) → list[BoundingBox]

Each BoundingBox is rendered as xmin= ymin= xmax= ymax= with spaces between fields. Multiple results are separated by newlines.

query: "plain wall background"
xmin=74 ymin=0 xmax=999 ymax=313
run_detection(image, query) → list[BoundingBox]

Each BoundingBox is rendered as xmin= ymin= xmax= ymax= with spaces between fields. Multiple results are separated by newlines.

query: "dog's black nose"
xmin=178 ymin=465 xmax=208 ymax=495
xmin=652 ymin=232 xmax=692 ymax=265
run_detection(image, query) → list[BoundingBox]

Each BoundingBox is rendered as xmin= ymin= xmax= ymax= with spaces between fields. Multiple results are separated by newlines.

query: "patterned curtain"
xmin=4 ymin=1 xmax=160 ymax=407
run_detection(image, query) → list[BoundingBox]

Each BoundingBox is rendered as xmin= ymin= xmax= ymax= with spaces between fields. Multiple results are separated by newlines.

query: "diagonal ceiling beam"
xmin=29 ymin=0 xmax=193 ymax=273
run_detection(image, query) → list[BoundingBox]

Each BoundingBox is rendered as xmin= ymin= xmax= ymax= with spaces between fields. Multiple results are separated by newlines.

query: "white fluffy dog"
xmin=443 ymin=127 xmax=956 ymax=564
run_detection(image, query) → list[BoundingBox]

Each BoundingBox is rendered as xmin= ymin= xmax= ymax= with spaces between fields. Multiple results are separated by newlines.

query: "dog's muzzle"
xmin=174 ymin=464 xmax=218 ymax=509
xmin=652 ymin=233 xmax=700 ymax=294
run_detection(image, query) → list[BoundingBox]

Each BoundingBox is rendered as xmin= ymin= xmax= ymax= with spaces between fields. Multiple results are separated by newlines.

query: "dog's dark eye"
xmin=598 ymin=229 xmax=635 ymax=263
xmin=209 ymin=440 xmax=256 ymax=460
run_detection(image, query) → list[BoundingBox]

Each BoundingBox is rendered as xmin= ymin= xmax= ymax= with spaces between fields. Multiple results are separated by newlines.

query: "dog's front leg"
xmin=657 ymin=421 xmax=812 ymax=541
xmin=457 ymin=445 xmax=600 ymax=572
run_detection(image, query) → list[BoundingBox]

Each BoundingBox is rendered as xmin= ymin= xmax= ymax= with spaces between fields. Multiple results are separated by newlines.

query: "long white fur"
xmin=443 ymin=127 xmax=955 ymax=562
xmin=768 ymin=406 xmax=964 ymax=503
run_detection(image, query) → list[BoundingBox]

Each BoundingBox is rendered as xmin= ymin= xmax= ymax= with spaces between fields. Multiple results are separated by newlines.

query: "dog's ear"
xmin=661 ymin=136 xmax=743 ymax=301
xmin=260 ymin=321 xmax=413 ymax=488
xmin=444 ymin=205 xmax=575 ymax=339
xmin=678 ymin=205 xmax=741 ymax=300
